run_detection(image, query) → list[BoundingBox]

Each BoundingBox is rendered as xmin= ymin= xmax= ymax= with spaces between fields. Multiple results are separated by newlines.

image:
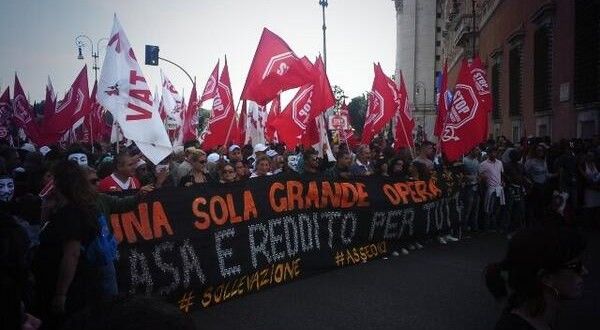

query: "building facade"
xmin=393 ymin=0 xmax=444 ymax=139
xmin=440 ymin=0 xmax=599 ymax=142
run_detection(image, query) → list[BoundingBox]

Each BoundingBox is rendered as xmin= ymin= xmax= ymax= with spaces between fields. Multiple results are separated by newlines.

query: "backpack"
xmin=83 ymin=214 xmax=117 ymax=266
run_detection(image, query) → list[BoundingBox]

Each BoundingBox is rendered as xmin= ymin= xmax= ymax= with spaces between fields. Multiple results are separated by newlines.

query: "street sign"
xmin=145 ymin=45 xmax=159 ymax=66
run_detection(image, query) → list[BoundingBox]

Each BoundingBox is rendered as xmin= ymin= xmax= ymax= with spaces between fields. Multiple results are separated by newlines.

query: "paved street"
xmin=193 ymin=230 xmax=599 ymax=330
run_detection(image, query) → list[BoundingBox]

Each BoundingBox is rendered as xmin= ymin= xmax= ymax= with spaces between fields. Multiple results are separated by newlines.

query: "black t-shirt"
xmin=33 ymin=204 xmax=97 ymax=304
xmin=495 ymin=312 xmax=536 ymax=330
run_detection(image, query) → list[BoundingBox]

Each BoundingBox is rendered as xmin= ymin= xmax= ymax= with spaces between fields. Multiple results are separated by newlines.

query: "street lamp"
xmin=415 ymin=81 xmax=427 ymax=138
xmin=75 ymin=35 xmax=108 ymax=82
xmin=319 ymin=0 xmax=328 ymax=70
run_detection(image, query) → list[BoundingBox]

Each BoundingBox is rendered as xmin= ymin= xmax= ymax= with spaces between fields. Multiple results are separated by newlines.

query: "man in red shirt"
xmin=98 ymin=152 xmax=141 ymax=193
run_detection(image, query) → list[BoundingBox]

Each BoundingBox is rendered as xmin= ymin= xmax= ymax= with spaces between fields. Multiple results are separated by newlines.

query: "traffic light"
xmin=145 ymin=45 xmax=159 ymax=66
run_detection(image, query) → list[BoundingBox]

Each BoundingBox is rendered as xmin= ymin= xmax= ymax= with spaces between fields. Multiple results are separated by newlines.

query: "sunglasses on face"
xmin=89 ymin=178 xmax=99 ymax=184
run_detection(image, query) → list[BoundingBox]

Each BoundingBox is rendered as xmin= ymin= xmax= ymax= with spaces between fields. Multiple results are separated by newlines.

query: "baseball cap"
xmin=207 ymin=152 xmax=221 ymax=164
xmin=228 ymin=144 xmax=241 ymax=152
xmin=254 ymin=143 xmax=268 ymax=153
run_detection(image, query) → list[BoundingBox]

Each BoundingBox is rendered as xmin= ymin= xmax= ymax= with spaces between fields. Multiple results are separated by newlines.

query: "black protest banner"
xmin=110 ymin=175 xmax=463 ymax=312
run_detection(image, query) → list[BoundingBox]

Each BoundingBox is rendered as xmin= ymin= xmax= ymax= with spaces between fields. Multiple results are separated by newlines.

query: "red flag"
xmin=182 ymin=82 xmax=199 ymax=143
xmin=441 ymin=57 xmax=492 ymax=161
xmin=361 ymin=63 xmax=396 ymax=144
xmin=43 ymin=77 xmax=56 ymax=121
xmin=393 ymin=73 xmax=414 ymax=149
xmin=233 ymin=100 xmax=247 ymax=145
xmin=199 ymin=61 xmax=219 ymax=105
xmin=265 ymin=94 xmax=281 ymax=143
xmin=40 ymin=66 xmax=91 ymax=145
xmin=201 ymin=58 xmax=236 ymax=150
xmin=303 ymin=56 xmax=335 ymax=146
xmin=13 ymin=74 xmax=42 ymax=145
xmin=0 ymin=87 xmax=12 ymax=142
xmin=434 ymin=60 xmax=450 ymax=137
xmin=273 ymin=84 xmax=313 ymax=148
xmin=82 ymin=81 xmax=111 ymax=144
xmin=241 ymin=28 xmax=314 ymax=105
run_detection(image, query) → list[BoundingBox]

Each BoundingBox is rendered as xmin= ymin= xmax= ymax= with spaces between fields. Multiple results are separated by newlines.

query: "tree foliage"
xmin=347 ymin=94 xmax=368 ymax=135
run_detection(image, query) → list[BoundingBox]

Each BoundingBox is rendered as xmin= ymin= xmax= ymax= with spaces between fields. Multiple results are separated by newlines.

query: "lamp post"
xmin=415 ymin=81 xmax=427 ymax=136
xmin=75 ymin=35 xmax=108 ymax=82
xmin=319 ymin=0 xmax=328 ymax=70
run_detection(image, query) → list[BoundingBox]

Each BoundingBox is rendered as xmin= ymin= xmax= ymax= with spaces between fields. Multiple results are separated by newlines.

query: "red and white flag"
xmin=241 ymin=28 xmax=314 ymax=106
xmin=441 ymin=57 xmax=492 ymax=161
xmin=392 ymin=72 xmax=414 ymax=150
xmin=83 ymin=81 xmax=111 ymax=144
xmin=182 ymin=82 xmax=199 ymax=143
xmin=245 ymin=101 xmax=267 ymax=145
xmin=41 ymin=66 xmax=90 ymax=145
xmin=361 ymin=63 xmax=396 ymax=144
xmin=201 ymin=58 xmax=236 ymax=150
xmin=98 ymin=15 xmax=171 ymax=164
xmin=273 ymin=84 xmax=313 ymax=148
xmin=303 ymin=55 xmax=335 ymax=147
xmin=13 ymin=74 xmax=42 ymax=145
xmin=0 ymin=87 xmax=12 ymax=142
xmin=233 ymin=100 xmax=247 ymax=145
xmin=43 ymin=76 xmax=57 ymax=121
xmin=265 ymin=94 xmax=280 ymax=143
xmin=199 ymin=61 xmax=219 ymax=105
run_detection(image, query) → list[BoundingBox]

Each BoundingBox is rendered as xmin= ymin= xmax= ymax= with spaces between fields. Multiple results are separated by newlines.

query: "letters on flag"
xmin=241 ymin=28 xmax=314 ymax=106
xmin=441 ymin=57 xmax=492 ymax=161
xmin=98 ymin=15 xmax=171 ymax=164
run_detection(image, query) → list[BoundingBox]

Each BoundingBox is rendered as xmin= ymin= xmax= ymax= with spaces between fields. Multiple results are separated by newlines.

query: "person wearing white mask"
xmin=67 ymin=152 xmax=89 ymax=167
xmin=0 ymin=174 xmax=15 ymax=202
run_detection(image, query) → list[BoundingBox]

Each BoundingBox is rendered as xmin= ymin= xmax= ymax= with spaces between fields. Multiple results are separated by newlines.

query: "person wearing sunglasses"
xmin=179 ymin=148 xmax=214 ymax=187
xmin=485 ymin=226 xmax=588 ymax=329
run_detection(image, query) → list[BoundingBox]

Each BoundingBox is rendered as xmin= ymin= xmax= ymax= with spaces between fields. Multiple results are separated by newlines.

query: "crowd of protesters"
xmin=0 ymin=133 xmax=598 ymax=329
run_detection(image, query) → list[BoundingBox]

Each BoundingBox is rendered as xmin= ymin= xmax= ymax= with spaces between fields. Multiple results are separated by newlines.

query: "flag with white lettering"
xmin=440 ymin=57 xmax=492 ymax=161
xmin=98 ymin=15 xmax=172 ymax=164
xmin=240 ymin=28 xmax=314 ymax=106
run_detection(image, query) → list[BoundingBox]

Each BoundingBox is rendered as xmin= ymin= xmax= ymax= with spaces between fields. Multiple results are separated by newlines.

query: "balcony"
xmin=453 ymin=14 xmax=474 ymax=47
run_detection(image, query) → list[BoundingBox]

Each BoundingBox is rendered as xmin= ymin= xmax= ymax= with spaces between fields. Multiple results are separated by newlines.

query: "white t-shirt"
xmin=479 ymin=159 xmax=503 ymax=188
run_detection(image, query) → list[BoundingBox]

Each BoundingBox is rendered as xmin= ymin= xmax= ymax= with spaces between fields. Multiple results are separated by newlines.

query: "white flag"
xmin=311 ymin=113 xmax=335 ymax=161
xmin=98 ymin=15 xmax=172 ymax=164
xmin=244 ymin=100 xmax=266 ymax=145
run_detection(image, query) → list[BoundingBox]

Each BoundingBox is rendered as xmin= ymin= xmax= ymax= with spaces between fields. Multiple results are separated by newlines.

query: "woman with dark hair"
xmin=33 ymin=160 xmax=149 ymax=329
xmin=389 ymin=157 xmax=408 ymax=180
xmin=485 ymin=226 xmax=588 ymax=329
xmin=33 ymin=160 xmax=100 ymax=328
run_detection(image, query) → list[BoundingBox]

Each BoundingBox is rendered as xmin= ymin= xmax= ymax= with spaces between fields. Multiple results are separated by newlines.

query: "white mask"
xmin=0 ymin=178 xmax=15 ymax=202
xmin=68 ymin=153 xmax=88 ymax=166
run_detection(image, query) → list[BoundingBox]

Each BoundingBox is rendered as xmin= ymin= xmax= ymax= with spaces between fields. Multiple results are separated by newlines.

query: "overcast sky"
xmin=0 ymin=0 xmax=397 ymax=106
